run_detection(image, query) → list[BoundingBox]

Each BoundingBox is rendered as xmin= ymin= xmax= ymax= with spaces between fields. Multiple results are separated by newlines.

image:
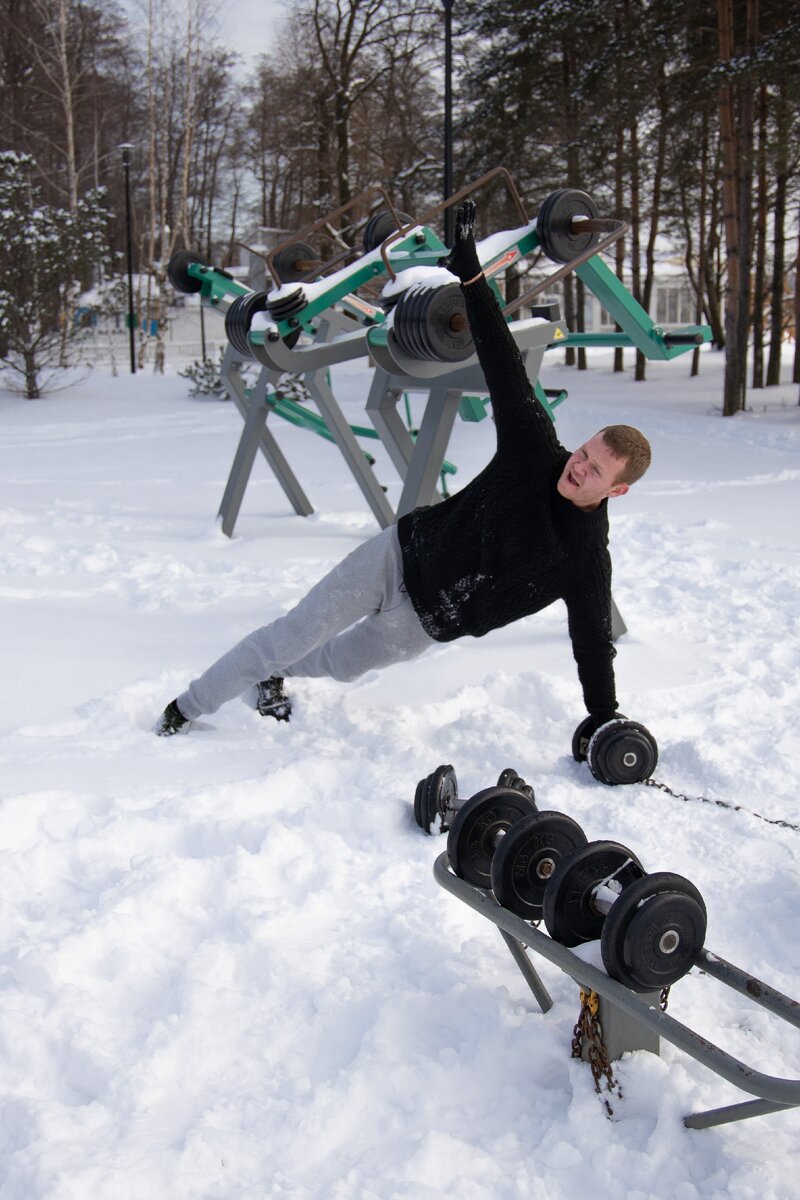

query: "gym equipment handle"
xmin=663 ymin=332 xmax=705 ymax=346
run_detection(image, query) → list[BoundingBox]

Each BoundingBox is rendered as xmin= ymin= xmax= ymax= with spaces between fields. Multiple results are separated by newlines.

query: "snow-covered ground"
xmin=1 ymin=338 xmax=799 ymax=1199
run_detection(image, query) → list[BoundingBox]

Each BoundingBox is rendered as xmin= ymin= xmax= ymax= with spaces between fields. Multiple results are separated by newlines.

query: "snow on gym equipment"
xmin=416 ymin=763 xmax=800 ymax=1129
xmin=167 ymin=167 xmax=711 ymax=543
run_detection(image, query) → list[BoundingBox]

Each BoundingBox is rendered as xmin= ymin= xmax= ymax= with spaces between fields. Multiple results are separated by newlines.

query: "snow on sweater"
xmin=396 ymin=275 xmax=618 ymax=722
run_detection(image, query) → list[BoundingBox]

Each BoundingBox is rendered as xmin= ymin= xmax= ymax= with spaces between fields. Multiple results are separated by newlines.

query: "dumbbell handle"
xmin=592 ymin=883 xmax=621 ymax=914
xmin=569 ymin=216 xmax=620 ymax=234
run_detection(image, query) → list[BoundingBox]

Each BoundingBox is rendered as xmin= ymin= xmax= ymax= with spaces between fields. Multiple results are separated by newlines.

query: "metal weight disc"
xmin=266 ymin=288 xmax=307 ymax=322
xmin=225 ymin=291 xmax=269 ymax=359
xmin=542 ymin=839 xmax=646 ymax=946
xmin=587 ymin=719 xmax=658 ymax=785
xmin=389 ymin=289 xmax=419 ymax=358
xmin=402 ymin=287 xmax=433 ymax=360
xmin=363 ymin=210 xmax=412 ymax=253
xmin=167 ymin=249 xmax=207 ymax=294
xmin=447 ymin=786 xmax=537 ymax=888
xmin=272 ymin=240 xmax=317 ymax=284
xmin=490 ymin=811 xmax=588 ymax=920
xmin=418 ymin=284 xmax=474 ymax=362
xmin=414 ymin=764 xmax=458 ymax=834
xmin=496 ymin=768 xmax=536 ymax=806
xmin=536 ymin=188 xmax=600 ymax=265
xmin=600 ymin=872 xmax=707 ymax=991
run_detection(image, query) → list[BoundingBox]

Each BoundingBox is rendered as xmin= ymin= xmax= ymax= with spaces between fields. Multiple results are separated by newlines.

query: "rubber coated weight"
xmin=490 ymin=811 xmax=588 ymax=920
xmin=536 ymin=188 xmax=600 ymax=265
xmin=399 ymin=287 xmax=430 ymax=360
xmin=363 ymin=210 xmax=412 ymax=253
xmin=419 ymin=285 xmax=473 ymax=362
xmin=600 ymin=872 xmax=707 ymax=991
xmin=587 ymin=719 xmax=658 ymax=785
xmin=267 ymin=287 xmax=307 ymax=322
xmin=496 ymin=768 xmax=536 ymax=805
xmin=167 ymin=249 xmax=207 ymax=294
xmin=272 ymin=240 xmax=317 ymax=284
xmin=543 ymin=840 xmax=646 ymax=946
xmin=413 ymin=764 xmax=458 ymax=834
xmin=447 ymin=787 xmax=537 ymax=888
xmin=225 ymin=291 xmax=269 ymax=359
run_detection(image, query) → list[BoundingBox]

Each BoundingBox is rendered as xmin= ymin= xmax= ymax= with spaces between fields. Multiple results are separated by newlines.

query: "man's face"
xmin=556 ymin=432 xmax=630 ymax=510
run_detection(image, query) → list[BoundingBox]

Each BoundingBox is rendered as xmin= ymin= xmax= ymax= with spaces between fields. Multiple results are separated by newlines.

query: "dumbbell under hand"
xmin=542 ymin=840 xmax=707 ymax=992
xmin=413 ymin=765 xmax=535 ymax=835
xmin=572 ymin=715 xmax=658 ymax=785
xmin=446 ymin=790 xmax=587 ymax=922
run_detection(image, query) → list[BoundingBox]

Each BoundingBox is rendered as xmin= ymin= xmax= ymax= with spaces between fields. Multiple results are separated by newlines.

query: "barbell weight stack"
xmin=446 ymin=786 xmax=538 ymax=887
xmin=224 ymin=291 xmax=269 ymax=359
xmin=489 ymin=810 xmax=588 ymax=921
xmin=543 ymin=840 xmax=707 ymax=992
xmin=536 ymin=188 xmax=601 ymax=265
xmin=413 ymin=766 xmax=536 ymax=835
xmin=167 ymin=249 xmax=208 ymax=294
xmin=363 ymin=209 xmax=413 ymax=253
xmin=391 ymin=284 xmax=474 ymax=363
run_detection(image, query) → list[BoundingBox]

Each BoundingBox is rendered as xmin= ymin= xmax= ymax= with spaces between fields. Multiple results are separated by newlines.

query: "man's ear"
xmin=608 ymin=482 xmax=630 ymax=499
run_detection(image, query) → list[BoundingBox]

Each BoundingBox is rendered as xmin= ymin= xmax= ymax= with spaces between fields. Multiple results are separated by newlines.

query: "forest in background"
xmin=0 ymin=0 xmax=799 ymax=410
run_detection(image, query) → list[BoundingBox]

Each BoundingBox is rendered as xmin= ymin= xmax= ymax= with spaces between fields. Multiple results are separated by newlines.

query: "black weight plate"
xmin=420 ymin=284 xmax=473 ymax=362
xmin=417 ymin=772 xmax=429 ymax=830
xmin=537 ymin=188 xmax=600 ymax=265
xmin=542 ymin=839 xmax=646 ymax=946
xmin=600 ymin=872 xmax=707 ymax=992
xmin=534 ymin=189 xmax=567 ymax=256
xmin=167 ymin=249 xmax=207 ymax=294
xmin=417 ymin=763 xmax=458 ymax=834
xmin=267 ymin=288 xmax=307 ymax=321
xmin=588 ymin=719 xmax=658 ymax=785
xmin=363 ymin=210 xmax=412 ymax=253
xmin=272 ymin=240 xmax=317 ymax=284
xmin=496 ymin=768 xmax=536 ymax=806
xmin=225 ymin=291 xmax=269 ymax=359
xmin=447 ymin=786 xmax=537 ymax=888
xmin=403 ymin=287 xmax=432 ymax=360
xmin=490 ymin=810 xmax=588 ymax=920
xmin=392 ymin=288 xmax=428 ymax=360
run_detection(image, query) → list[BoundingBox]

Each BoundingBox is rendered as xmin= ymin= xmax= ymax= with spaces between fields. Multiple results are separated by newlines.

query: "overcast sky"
xmin=120 ymin=0 xmax=287 ymax=70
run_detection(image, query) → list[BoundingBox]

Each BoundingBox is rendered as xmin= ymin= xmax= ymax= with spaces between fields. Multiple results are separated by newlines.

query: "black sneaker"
xmin=256 ymin=676 xmax=292 ymax=722
xmin=154 ymin=699 xmax=189 ymax=736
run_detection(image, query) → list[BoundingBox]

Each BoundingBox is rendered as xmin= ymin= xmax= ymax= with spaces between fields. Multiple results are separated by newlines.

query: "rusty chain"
xmin=571 ymin=988 xmax=622 ymax=1117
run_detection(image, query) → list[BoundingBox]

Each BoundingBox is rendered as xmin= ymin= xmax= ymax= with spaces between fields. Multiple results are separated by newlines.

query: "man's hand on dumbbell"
xmin=572 ymin=713 xmax=659 ymax=785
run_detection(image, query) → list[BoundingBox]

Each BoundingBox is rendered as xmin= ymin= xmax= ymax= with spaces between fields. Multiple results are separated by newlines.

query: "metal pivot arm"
xmin=575 ymin=255 xmax=712 ymax=361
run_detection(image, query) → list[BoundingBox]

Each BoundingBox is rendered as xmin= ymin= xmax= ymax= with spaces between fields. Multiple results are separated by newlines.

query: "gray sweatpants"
xmin=177 ymin=525 xmax=435 ymax=720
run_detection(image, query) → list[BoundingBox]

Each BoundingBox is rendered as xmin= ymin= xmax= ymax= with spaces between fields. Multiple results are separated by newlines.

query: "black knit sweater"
xmin=396 ymin=276 xmax=618 ymax=723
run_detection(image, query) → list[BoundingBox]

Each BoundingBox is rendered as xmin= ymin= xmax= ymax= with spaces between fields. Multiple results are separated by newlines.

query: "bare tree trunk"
xmin=717 ymin=0 xmax=754 ymax=416
xmin=751 ymin=82 xmax=767 ymax=388
xmin=766 ymin=87 xmax=788 ymax=386
xmin=629 ymin=121 xmax=645 ymax=382
xmin=613 ymin=124 xmax=625 ymax=374
xmin=691 ymin=107 xmax=710 ymax=376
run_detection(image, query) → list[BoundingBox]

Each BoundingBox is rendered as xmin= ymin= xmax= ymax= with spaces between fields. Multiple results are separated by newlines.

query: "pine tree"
xmin=0 ymin=151 xmax=109 ymax=397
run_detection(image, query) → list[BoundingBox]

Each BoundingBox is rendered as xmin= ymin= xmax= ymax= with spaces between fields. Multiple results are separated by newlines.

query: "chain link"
xmin=659 ymin=985 xmax=670 ymax=1012
xmin=571 ymin=988 xmax=622 ymax=1117
xmin=644 ymin=778 xmax=800 ymax=833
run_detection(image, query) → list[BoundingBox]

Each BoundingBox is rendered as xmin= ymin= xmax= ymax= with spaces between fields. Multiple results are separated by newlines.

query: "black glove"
xmin=438 ymin=200 xmax=482 ymax=283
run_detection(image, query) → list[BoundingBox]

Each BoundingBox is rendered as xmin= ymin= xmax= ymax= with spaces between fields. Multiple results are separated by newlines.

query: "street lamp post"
xmin=443 ymin=0 xmax=454 ymax=247
xmin=118 ymin=143 xmax=136 ymax=375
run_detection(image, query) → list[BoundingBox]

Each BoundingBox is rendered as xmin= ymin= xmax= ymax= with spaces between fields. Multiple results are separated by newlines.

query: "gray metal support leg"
xmin=365 ymin=369 xmax=417 ymax=482
xmin=396 ymin=386 xmax=462 ymax=519
xmin=304 ymin=342 xmax=395 ymax=528
xmin=500 ymin=931 xmax=553 ymax=1013
xmin=218 ymin=356 xmax=314 ymax=535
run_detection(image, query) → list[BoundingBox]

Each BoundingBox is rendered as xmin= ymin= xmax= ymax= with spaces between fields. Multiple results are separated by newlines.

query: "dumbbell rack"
xmin=433 ymin=852 xmax=800 ymax=1130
